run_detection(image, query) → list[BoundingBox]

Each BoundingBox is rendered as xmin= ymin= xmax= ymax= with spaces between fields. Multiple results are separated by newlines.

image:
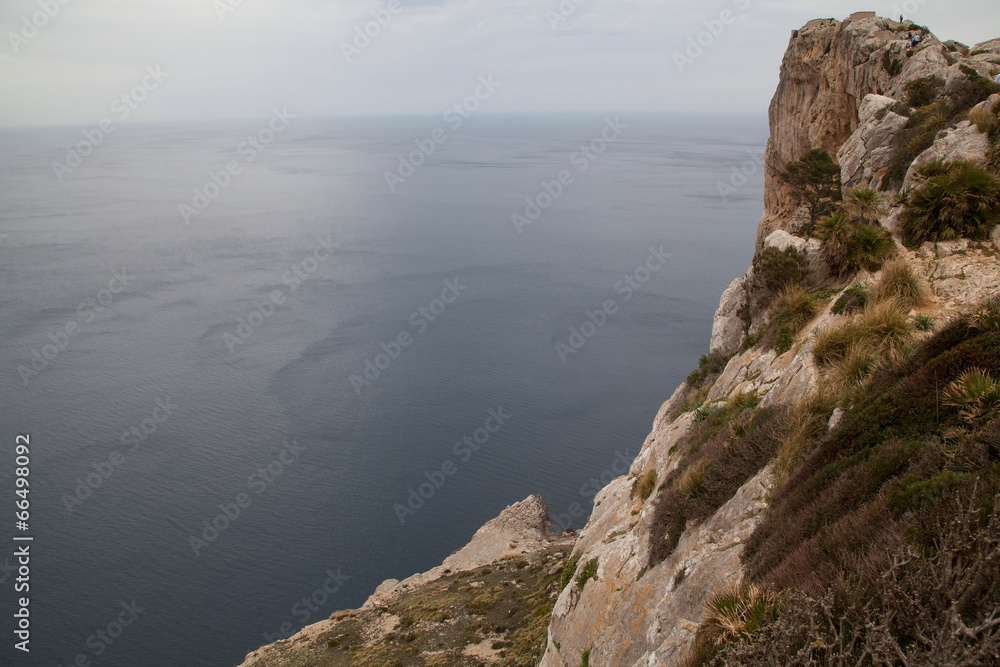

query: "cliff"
xmin=238 ymin=13 xmax=1000 ymax=667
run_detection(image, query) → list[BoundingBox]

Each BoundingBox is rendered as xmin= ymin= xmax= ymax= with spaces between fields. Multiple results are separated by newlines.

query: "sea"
xmin=0 ymin=113 xmax=765 ymax=666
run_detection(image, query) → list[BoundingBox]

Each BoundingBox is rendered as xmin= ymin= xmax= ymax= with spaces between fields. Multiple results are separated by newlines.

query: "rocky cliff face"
xmin=238 ymin=14 xmax=1000 ymax=667
xmin=538 ymin=14 xmax=1000 ymax=667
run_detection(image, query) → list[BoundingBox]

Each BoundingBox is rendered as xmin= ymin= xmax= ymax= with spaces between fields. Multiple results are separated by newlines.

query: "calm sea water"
xmin=0 ymin=114 xmax=764 ymax=666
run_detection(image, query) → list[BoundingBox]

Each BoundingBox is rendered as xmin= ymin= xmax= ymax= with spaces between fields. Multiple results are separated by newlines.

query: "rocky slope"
xmin=238 ymin=13 xmax=1000 ymax=667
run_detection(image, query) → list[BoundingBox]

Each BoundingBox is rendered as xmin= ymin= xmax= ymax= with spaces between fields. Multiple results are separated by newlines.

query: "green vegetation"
xmin=764 ymin=284 xmax=821 ymax=354
xmin=686 ymin=351 xmax=732 ymax=388
xmin=286 ymin=548 xmax=568 ymax=667
xmin=752 ymin=246 xmax=812 ymax=295
xmin=943 ymin=367 xmax=1000 ymax=424
xmin=699 ymin=304 xmax=1000 ymax=664
xmin=969 ymin=98 xmax=1000 ymax=137
xmin=580 ymin=649 xmax=591 ymax=667
xmin=777 ymin=149 xmax=842 ymax=233
xmin=812 ymin=188 xmax=895 ymax=277
xmin=561 ymin=553 xmax=581 ymax=591
xmin=899 ymin=161 xmax=1000 ymax=246
xmin=814 ymin=298 xmax=913 ymax=368
xmin=832 ymin=283 xmax=868 ymax=315
xmin=574 ymin=558 xmax=599 ymax=589
xmin=685 ymin=584 xmax=780 ymax=666
xmin=648 ymin=402 xmax=784 ymax=566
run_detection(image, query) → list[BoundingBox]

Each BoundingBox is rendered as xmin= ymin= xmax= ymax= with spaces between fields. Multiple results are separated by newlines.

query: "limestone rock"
xmin=362 ymin=495 xmax=551 ymax=610
xmin=904 ymin=121 xmax=992 ymax=189
xmin=709 ymin=278 xmax=747 ymax=356
xmin=761 ymin=15 xmax=905 ymax=238
xmin=838 ymin=94 xmax=909 ymax=190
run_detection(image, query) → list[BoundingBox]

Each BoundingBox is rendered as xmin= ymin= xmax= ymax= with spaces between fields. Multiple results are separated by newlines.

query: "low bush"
xmin=832 ymin=283 xmax=867 ymax=315
xmin=575 ymin=558 xmax=599 ymax=589
xmin=632 ymin=468 xmax=658 ymax=501
xmin=814 ymin=298 xmax=913 ymax=369
xmin=766 ymin=285 xmax=821 ymax=354
xmin=870 ymin=258 xmax=929 ymax=308
xmin=686 ymin=584 xmax=780 ymax=666
xmin=560 ymin=554 xmax=580 ymax=591
xmin=969 ymin=102 xmax=999 ymax=136
xmin=815 ymin=211 xmax=895 ymax=277
xmin=904 ymin=76 xmax=944 ymax=109
xmin=686 ymin=350 xmax=732 ymax=388
xmin=750 ymin=246 xmax=811 ymax=298
xmin=716 ymin=491 xmax=1000 ymax=665
xmin=899 ymin=161 xmax=1000 ymax=246
xmin=745 ymin=319 xmax=1000 ymax=590
xmin=943 ymin=367 xmax=1000 ymax=424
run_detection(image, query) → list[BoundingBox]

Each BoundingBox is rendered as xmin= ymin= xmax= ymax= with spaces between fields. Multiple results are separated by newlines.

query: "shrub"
xmin=943 ymin=368 xmax=1000 ymax=424
xmin=845 ymin=224 xmax=897 ymax=274
xmin=720 ymin=494 xmax=1000 ymax=664
xmin=905 ymin=76 xmax=945 ymax=108
xmin=687 ymin=584 xmax=780 ymax=665
xmin=915 ymin=158 xmax=952 ymax=179
xmin=883 ymin=51 xmax=904 ymax=76
xmin=871 ymin=258 xmax=929 ymax=308
xmin=745 ymin=316 xmax=1000 ymax=593
xmin=813 ymin=299 xmax=912 ymax=366
xmin=775 ymin=390 xmax=836 ymax=477
xmin=843 ymin=187 xmax=888 ymax=225
xmin=767 ymin=285 xmax=821 ymax=354
xmin=830 ymin=342 xmax=879 ymax=390
xmin=681 ymin=387 xmax=710 ymax=414
xmin=899 ymin=161 xmax=1000 ymax=246
xmin=704 ymin=584 xmax=780 ymax=642
xmin=813 ymin=321 xmax=862 ymax=367
xmin=815 ymin=212 xmax=895 ymax=277
xmin=750 ymin=246 xmax=811 ymax=297
xmin=687 ymin=350 xmax=732 ymax=388
xmin=905 ymin=100 xmax=950 ymax=155
xmin=988 ymin=142 xmax=1000 ymax=172
xmin=648 ymin=408 xmax=785 ymax=566
xmin=778 ymin=149 xmax=842 ymax=232
xmin=560 ymin=554 xmax=580 ymax=590
xmin=854 ymin=298 xmax=913 ymax=353
xmin=676 ymin=459 xmax=711 ymax=498
xmin=575 ymin=558 xmax=599 ymax=589
xmin=632 ymin=469 xmax=658 ymax=501
xmin=973 ymin=299 xmax=1000 ymax=332
xmin=832 ymin=283 xmax=868 ymax=315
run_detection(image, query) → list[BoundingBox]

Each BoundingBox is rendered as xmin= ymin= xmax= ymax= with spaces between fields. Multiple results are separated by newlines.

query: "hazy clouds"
xmin=1 ymin=0 xmax=998 ymax=126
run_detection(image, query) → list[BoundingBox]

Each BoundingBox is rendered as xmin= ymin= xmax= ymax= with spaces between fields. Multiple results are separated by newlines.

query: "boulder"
xmin=838 ymin=93 xmax=910 ymax=190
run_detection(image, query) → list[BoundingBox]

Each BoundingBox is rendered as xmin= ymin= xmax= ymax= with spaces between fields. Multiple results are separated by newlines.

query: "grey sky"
xmin=1 ymin=0 xmax=998 ymax=127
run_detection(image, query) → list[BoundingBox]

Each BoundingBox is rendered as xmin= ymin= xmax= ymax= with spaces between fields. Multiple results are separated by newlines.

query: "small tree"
xmin=779 ymin=149 xmax=843 ymax=235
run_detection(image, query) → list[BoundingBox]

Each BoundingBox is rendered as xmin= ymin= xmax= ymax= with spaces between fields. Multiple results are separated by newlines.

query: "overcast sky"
xmin=1 ymin=0 xmax=998 ymax=127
